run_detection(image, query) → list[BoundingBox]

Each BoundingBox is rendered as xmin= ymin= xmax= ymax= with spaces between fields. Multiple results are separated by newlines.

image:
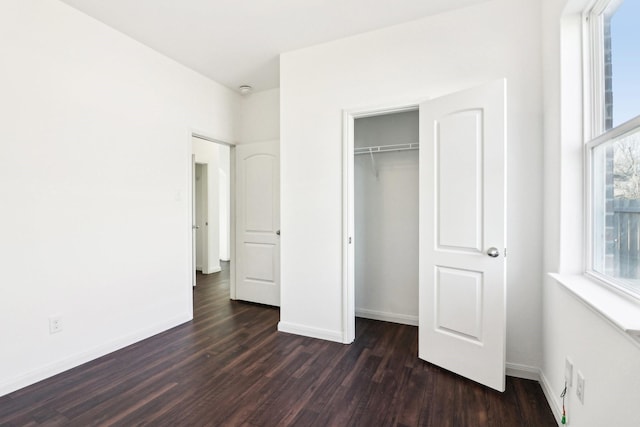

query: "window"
xmin=587 ymin=0 xmax=640 ymax=297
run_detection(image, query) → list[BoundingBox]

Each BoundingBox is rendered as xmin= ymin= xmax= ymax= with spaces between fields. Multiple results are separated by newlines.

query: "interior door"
xmin=235 ymin=141 xmax=280 ymax=306
xmin=419 ymin=80 xmax=507 ymax=391
xmin=192 ymin=154 xmax=197 ymax=287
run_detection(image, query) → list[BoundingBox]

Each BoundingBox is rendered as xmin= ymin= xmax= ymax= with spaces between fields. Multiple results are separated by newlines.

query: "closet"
xmin=354 ymin=110 xmax=419 ymax=327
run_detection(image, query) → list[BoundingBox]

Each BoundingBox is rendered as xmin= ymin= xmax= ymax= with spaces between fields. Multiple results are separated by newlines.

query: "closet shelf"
xmin=354 ymin=142 xmax=419 ymax=155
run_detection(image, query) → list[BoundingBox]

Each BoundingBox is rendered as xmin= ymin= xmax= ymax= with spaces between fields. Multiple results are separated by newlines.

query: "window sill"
xmin=549 ymin=273 xmax=640 ymax=346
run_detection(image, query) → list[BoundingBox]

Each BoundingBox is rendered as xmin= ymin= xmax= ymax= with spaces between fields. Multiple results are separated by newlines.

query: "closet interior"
xmin=354 ymin=110 xmax=419 ymax=327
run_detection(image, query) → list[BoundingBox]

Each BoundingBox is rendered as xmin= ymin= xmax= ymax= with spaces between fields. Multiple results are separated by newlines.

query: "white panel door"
xmin=235 ymin=141 xmax=280 ymax=306
xmin=419 ymin=80 xmax=506 ymax=391
xmin=192 ymin=154 xmax=197 ymax=287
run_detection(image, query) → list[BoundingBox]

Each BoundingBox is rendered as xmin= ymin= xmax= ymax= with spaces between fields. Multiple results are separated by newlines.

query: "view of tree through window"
xmin=592 ymin=0 xmax=640 ymax=295
xmin=613 ymin=132 xmax=640 ymax=200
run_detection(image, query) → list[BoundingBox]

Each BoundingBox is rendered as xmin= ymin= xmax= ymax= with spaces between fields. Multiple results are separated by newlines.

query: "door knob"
xmin=192 ymin=225 xmax=200 ymax=230
xmin=276 ymin=230 xmax=280 ymax=236
xmin=487 ymin=247 xmax=500 ymax=257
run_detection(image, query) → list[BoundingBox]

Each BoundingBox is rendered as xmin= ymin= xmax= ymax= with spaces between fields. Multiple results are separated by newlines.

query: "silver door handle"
xmin=487 ymin=247 xmax=500 ymax=257
xmin=192 ymin=225 xmax=200 ymax=230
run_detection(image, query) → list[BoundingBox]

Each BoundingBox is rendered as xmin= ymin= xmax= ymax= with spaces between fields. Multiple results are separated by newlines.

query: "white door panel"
xmin=435 ymin=266 xmax=483 ymax=341
xmin=419 ymin=80 xmax=506 ymax=392
xmin=437 ymin=109 xmax=483 ymax=252
xmin=245 ymin=155 xmax=276 ymax=231
xmin=235 ymin=141 xmax=280 ymax=306
xmin=244 ymin=243 xmax=275 ymax=281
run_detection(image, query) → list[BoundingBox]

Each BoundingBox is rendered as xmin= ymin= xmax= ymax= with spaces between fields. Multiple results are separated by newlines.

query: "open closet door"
xmin=235 ymin=141 xmax=280 ymax=306
xmin=418 ymin=80 xmax=507 ymax=392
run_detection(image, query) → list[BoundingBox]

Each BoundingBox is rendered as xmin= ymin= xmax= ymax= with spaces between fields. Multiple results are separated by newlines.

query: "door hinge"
xmin=504 ymin=248 xmax=507 ymax=257
xmin=349 ymin=237 xmax=352 ymax=244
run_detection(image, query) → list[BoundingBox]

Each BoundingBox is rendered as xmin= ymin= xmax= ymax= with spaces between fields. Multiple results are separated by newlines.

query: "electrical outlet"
xmin=49 ymin=316 xmax=63 ymax=334
xmin=565 ymin=357 xmax=573 ymax=387
xmin=576 ymin=371 xmax=585 ymax=404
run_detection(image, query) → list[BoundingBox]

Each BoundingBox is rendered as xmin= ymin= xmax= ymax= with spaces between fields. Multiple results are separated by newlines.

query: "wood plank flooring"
xmin=0 ymin=263 xmax=556 ymax=426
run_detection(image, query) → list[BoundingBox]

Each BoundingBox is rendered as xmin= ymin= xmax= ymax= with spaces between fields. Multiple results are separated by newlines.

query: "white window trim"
xmin=583 ymin=0 xmax=608 ymax=138
xmin=582 ymin=1 xmax=604 ymax=287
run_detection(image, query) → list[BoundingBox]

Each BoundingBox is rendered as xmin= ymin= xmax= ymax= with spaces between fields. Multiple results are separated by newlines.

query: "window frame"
xmin=584 ymin=0 xmax=608 ymax=137
xmin=584 ymin=0 xmax=640 ymax=301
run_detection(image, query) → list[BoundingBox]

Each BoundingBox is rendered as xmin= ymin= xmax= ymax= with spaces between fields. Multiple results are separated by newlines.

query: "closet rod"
xmin=354 ymin=142 xmax=419 ymax=155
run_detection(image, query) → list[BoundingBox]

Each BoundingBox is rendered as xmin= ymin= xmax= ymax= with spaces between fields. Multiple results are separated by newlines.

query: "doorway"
xmin=192 ymin=135 xmax=232 ymax=285
xmin=189 ymin=134 xmax=280 ymax=307
xmin=342 ymin=104 xmax=419 ymax=344
xmin=353 ymin=110 xmax=419 ymax=327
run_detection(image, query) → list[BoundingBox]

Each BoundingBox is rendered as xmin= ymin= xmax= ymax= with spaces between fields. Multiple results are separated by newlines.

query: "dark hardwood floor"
xmin=0 ymin=263 xmax=556 ymax=426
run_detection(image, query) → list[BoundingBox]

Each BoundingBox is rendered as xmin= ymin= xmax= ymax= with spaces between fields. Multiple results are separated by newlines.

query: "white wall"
xmin=239 ymin=88 xmax=280 ymax=143
xmin=354 ymin=112 xmax=419 ymax=325
xmin=0 ymin=0 xmax=240 ymax=396
xmin=192 ymin=137 xmax=223 ymax=274
xmin=541 ymin=0 xmax=640 ymax=425
xmin=280 ymin=0 xmax=544 ymax=368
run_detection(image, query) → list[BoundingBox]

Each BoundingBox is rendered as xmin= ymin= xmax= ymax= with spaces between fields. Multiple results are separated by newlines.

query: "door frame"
xmin=188 ymin=130 xmax=237 ymax=306
xmin=342 ymin=101 xmax=421 ymax=344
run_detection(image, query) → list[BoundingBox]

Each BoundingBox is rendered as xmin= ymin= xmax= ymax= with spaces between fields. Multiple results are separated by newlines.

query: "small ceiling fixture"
xmin=239 ymin=85 xmax=253 ymax=96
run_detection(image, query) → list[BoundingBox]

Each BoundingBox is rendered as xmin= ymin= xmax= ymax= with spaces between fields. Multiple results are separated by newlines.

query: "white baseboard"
xmin=355 ymin=308 xmax=418 ymax=326
xmin=277 ymin=321 xmax=344 ymax=343
xmin=0 ymin=313 xmax=192 ymax=397
xmin=505 ymin=362 xmax=541 ymax=381
xmin=203 ymin=266 xmax=222 ymax=274
xmin=539 ymin=370 xmax=563 ymax=426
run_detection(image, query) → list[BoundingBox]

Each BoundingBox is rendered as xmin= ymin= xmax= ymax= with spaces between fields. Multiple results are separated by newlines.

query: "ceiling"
xmin=59 ymin=0 xmax=488 ymax=93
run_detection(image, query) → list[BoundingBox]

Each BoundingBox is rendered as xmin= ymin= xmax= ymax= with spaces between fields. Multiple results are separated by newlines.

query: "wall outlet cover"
xmin=576 ymin=371 xmax=585 ymax=404
xmin=565 ymin=357 xmax=573 ymax=387
xmin=49 ymin=316 xmax=63 ymax=334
